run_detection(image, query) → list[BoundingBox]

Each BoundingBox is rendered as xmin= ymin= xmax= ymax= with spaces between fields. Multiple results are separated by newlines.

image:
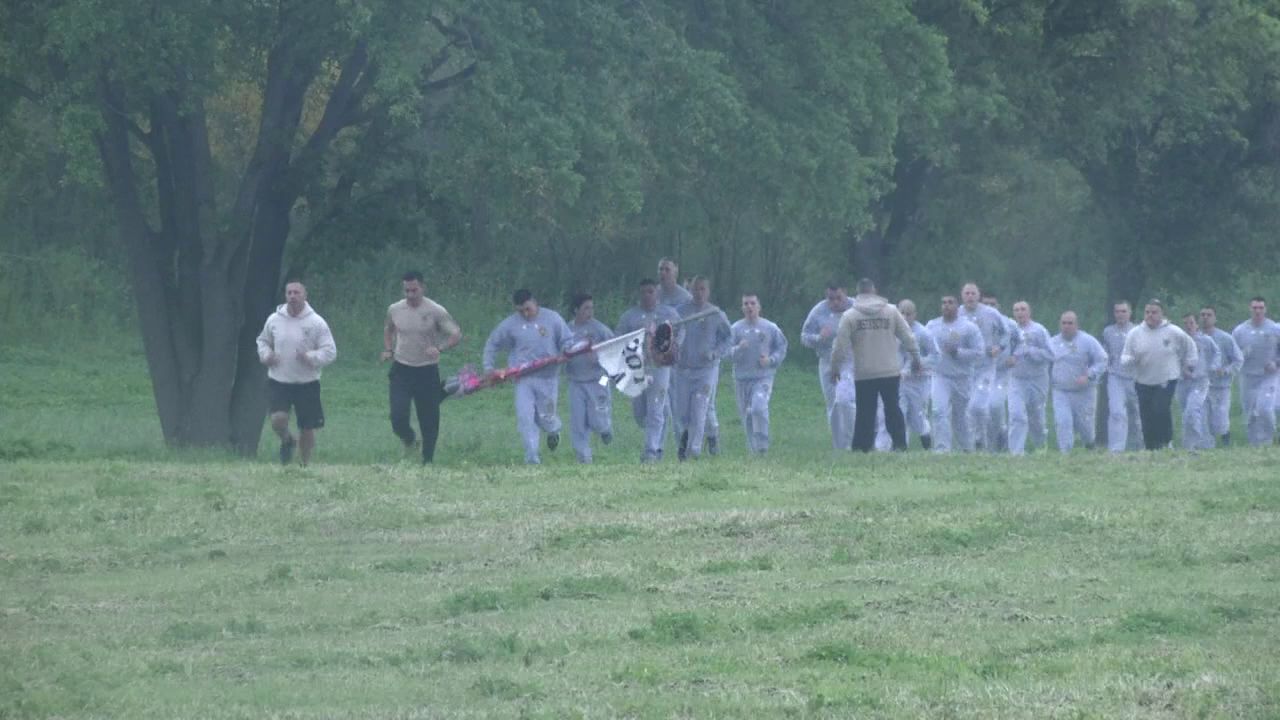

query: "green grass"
xmin=2 ymin=344 xmax=1279 ymax=718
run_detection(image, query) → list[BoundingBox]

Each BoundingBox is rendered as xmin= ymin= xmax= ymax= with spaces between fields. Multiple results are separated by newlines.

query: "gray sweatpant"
xmin=569 ymin=379 xmax=612 ymax=463
xmin=514 ymin=376 xmax=562 ymax=464
xmin=1008 ymin=377 xmax=1047 ymax=456
xmin=1052 ymin=387 xmax=1096 ymax=452
xmin=931 ymin=375 xmax=972 ymax=453
xmin=1240 ymin=373 xmax=1278 ymax=447
xmin=1106 ymin=373 xmax=1142 ymax=453
xmin=735 ymin=377 xmax=774 ymax=454
xmin=633 ymin=367 xmax=671 ymax=461
xmin=1176 ymin=378 xmax=1211 ymax=450
xmin=818 ymin=357 xmax=855 ymax=450
xmin=674 ymin=366 xmax=718 ymax=458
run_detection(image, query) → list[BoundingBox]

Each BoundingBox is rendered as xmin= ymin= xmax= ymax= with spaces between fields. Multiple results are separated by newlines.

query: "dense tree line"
xmin=3 ymin=0 xmax=1280 ymax=451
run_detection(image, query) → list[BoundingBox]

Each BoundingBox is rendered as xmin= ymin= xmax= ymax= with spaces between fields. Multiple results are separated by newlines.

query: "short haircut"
xmin=657 ymin=257 xmax=677 ymax=268
xmin=897 ymin=298 xmax=916 ymax=314
xmin=512 ymin=288 xmax=534 ymax=306
xmin=638 ymin=278 xmax=658 ymax=288
xmin=1114 ymin=300 xmax=1131 ymax=310
xmin=826 ymin=279 xmax=845 ymax=291
xmin=1250 ymin=295 xmax=1267 ymax=305
xmin=856 ymin=278 xmax=876 ymax=294
xmin=402 ymin=270 xmax=424 ymax=284
xmin=690 ymin=275 xmax=710 ymax=286
xmin=1182 ymin=312 xmax=1196 ymax=321
xmin=1200 ymin=305 xmax=1216 ymax=312
xmin=941 ymin=295 xmax=957 ymax=303
xmin=570 ymin=293 xmax=592 ymax=312
xmin=742 ymin=292 xmax=759 ymax=300
xmin=285 ymin=279 xmax=305 ymax=289
xmin=1145 ymin=298 xmax=1164 ymax=310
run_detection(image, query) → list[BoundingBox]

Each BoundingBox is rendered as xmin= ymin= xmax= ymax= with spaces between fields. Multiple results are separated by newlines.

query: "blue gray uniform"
xmin=1049 ymin=331 xmax=1107 ymax=452
xmin=1231 ymin=319 xmax=1280 ymax=446
xmin=483 ymin=309 xmax=573 ymax=464
xmin=1205 ymin=328 xmax=1243 ymax=440
xmin=959 ymin=303 xmax=1011 ymax=451
xmin=898 ymin=321 xmax=938 ymax=443
xmin=800 ymin=298 xmax=855 ymax=449
xmin=1008 ymin=321 xmax=1053 ymax=455
xmin=730 ymin=318 xmax=788 ymax=454
xmin=1102 ymin=323 xmax=1142 ymax=452
xmin=617 ymin=303 xmax=683 ymax=461
xmin=659 ymin=284 xmax=701 ymax=445
xmin=925 ymin=317 xmax=984 ymax=452
xmin=1176 ymin=331 xmax=1221 ymax=449
xmin=674 ymin=302 xmax=732 ymax=458
xmin=565 ymin=318 xmax=615 ymax=463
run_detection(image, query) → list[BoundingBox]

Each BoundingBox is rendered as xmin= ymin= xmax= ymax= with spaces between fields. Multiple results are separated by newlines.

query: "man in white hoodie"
xmin=256 ymin=281 xmax=338 ymax=466
xmin=1120 ymin=300 xmax=1197 ymax=450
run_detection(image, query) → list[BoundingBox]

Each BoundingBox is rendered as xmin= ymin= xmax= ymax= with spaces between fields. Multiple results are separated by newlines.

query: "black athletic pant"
xmin=390 ymin=362 xmax=443 ymax=462
xmin=1135 ymin=380 xmax=1177 ymax=450
xmin=853 ymin=376 xmax=908 ymax=452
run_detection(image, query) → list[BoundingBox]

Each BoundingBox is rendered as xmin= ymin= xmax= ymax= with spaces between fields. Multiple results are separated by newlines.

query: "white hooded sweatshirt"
xmin=256 ymin=302 xmax=337 ymax=383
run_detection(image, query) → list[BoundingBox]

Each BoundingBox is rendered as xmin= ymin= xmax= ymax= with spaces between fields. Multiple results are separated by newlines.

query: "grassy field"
xmin=2 ymin=343 xmax=1279 ymax=718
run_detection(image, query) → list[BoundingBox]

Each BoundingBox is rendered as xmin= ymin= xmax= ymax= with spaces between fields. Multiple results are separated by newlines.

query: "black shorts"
xmin=267 ymin=379 xmax=325 ymax=430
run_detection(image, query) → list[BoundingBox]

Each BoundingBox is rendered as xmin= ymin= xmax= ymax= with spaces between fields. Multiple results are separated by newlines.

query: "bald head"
xmin=1059 ymin=311 xmax=1079 ymax=339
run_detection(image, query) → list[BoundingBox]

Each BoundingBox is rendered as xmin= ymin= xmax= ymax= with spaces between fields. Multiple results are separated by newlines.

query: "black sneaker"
xmin=279 ymin=436 xmax=296 ymax=465
xmin=547 ymin=432 xmax=560 ymax=451
xmin=706 ymin=435 xmax=719 ymax=456
xmin=920 ymin=434 xmax=932 ymax=451
xmin=600 ymin=431 xmax=613 ymax=445
xmin=678 ymin=430 xmax=689 ymax=461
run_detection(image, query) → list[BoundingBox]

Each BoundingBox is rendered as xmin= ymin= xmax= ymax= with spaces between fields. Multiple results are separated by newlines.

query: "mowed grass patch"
xmin=3 ymin=450 xmax=1280 ymax=718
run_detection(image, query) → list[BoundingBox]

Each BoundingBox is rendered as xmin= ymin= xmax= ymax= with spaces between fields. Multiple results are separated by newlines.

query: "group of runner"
xmin=253 ymin=262 xmax=1280 ymax=465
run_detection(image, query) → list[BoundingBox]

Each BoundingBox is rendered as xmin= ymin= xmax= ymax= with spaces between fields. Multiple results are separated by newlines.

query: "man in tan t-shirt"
xmin=382 ymin=270 xmax=462 ymax=463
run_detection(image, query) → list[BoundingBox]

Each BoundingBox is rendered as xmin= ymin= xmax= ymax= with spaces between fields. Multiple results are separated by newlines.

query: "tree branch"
xmin=288 ymin=41 xmax=372 ymax=190
xmin=424 ymin=62 xmax=477 ymax=93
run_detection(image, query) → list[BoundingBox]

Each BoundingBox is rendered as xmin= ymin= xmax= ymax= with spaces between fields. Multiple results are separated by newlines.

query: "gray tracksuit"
xmin=730 ymin=317 xmax=788 ymax=453
xmin=898 ymin=321 xmax=938 ymax=442
xmin=483 ymin=309 xmax=573 ymax=464
xmin=565 ymin=318 xmax=615 ymax=463
xmin=1205 ymin=327 xmax=1243 ymax=438
xmin=1177 ymin=331 xmax=1221 ymax=450
xmin=801 ymin=298 xmax=855 ymax=449
xmin=959 ymin=303 xmax=1010 ymax=449
xmin=925 ymin=317 xmax=983 ymax=452
xmin=1102 ymin=323 xmax=1142 ymax=452
xmin=617 ymin=303 xmax=682 ymax=461
xmin=1008 ymin=321 xmax=1053 ymax=455
xmin=674 ymin=302 xmax=732 ymax=458
xmin=1232 ymin=318 xmax=1280 ymax=446
xmin=1049 ymin=331 xmax=1107 ymax=452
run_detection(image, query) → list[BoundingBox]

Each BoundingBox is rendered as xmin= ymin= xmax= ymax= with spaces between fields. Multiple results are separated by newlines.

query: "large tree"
xmin=1 ymin=0 xmax=475 ymax=451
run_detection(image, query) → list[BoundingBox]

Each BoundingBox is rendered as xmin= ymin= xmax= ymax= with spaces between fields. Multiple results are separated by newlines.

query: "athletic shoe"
xmin=279 ymin=436 xmax=296 ymax=465
xmin=600 ymin=432 xmax=613 ymax=445
xmin=706 ymin=435 xmax=719 ymax=456
xmin=678 ymin=430 xmax=689 ymax=461
xmin=920 ymin=434 xmax=932 ymax=451
xmin=547 ymin=432 xmax=560 ymax=451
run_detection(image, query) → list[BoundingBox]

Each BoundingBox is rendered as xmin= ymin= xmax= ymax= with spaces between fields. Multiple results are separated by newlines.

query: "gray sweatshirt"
xmin=675 ymin=302 xmax=733 ymax=370
xmin=959 ymin=303 xmax=1009 ymax=368
xmin=1102 ymin=322 xmax=1137 ymax=380
xmin=925 ymin=317 xmax=984 ymax=379
xmin=616 ymin=303 xmax=682 ymax=338
xmin=899 ymin=321 xmax=939 ymax=376
xmin=1206 ymin=327 xmax=1244 ymax=388
xmin=482 ymin=308 xmax=573 ymax=379
xmin=1231 ymin=319 xmax=1280 ymax=376
xmin=800 ymin=298 xmax=853 ymax=360
xmin=730 ymin=318 xmax=788 ymax=381
xmin=1049 ymin=331 xmax=1108 ymax=391
xmin=1186 ymin=331 xmax=1221 ymax=382
xmin=1010 ymin=321 xmax=1053 ymax=381
xmin=565 ymin=318 xmax=615 ymax=383
xmin=658 ymin=283 xmax=692 ymax=308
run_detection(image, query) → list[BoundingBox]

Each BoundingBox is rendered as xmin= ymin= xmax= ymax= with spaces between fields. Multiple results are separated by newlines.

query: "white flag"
xmin=593 ymin=328 xmax=650 ymax=398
